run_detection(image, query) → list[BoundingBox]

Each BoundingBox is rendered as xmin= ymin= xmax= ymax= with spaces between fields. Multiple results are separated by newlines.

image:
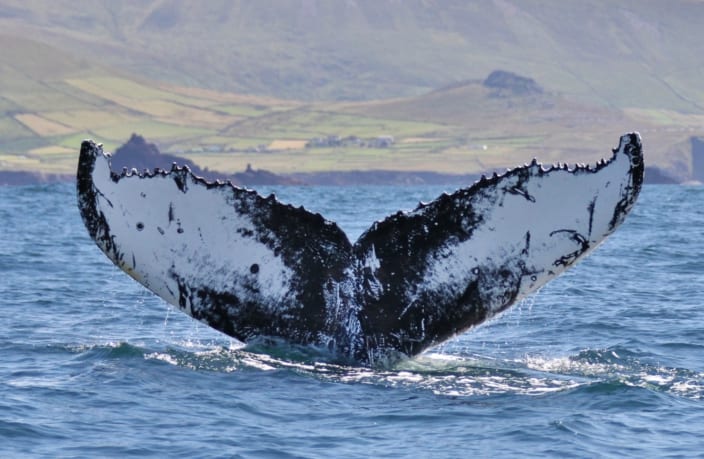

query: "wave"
xmin=51 ymin=339 xmax=703 ymax=401
xmin=523 ymin=347 xmax=704 ymax=400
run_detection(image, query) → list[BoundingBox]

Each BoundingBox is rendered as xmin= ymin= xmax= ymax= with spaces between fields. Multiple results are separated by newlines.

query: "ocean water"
xmin=1 ymin=182 xmax=703 ymax=458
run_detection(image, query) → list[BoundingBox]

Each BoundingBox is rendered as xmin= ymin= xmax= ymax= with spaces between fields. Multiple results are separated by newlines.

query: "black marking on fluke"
xmin=77 ymin=133 xmax=644 ymax=366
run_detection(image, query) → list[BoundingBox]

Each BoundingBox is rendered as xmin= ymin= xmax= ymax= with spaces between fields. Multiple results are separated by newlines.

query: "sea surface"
xmin=1 ymin=182 xmax=703 ymax=458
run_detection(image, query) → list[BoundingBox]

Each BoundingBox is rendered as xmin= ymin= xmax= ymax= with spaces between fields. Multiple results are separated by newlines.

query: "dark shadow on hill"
xmin=644 ymin=166 xmax=679 ymax=184
xmin=690 ymin=136 xmax=704 ymax=183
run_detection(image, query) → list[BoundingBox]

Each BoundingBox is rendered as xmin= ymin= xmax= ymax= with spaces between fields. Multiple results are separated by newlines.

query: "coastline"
xmin=0 ymin=165 xmax=680 ymax=187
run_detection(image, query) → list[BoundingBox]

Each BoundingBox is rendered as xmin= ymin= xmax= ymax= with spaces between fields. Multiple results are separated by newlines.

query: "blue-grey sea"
xmin=1 ymin=182 xmax=703 ymax=458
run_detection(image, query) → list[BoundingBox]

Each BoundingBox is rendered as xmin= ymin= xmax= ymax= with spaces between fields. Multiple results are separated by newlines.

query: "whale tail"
xmin=77 ymin=133 xmax=643 ymax=365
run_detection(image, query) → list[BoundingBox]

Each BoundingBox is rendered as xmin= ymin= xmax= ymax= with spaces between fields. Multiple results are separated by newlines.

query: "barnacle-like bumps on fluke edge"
xmin=77 ymin=133 xmax=643 ymax=366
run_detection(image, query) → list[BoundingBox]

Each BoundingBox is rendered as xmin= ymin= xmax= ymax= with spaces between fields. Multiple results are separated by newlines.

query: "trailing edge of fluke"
xmin=77 ymin=133 xmax=643 ymax=366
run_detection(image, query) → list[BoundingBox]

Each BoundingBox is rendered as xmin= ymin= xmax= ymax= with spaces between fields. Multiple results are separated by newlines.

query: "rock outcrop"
xmin=109 ymin=134 xmax=300 ymax=185
xmin=483 ymin=70 xmax=543 ymax=96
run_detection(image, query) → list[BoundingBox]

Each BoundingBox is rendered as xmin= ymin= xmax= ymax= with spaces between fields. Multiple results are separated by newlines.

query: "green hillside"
xmin=0 ymin=35 xmax=297 ymax=174
xmin=1 ymin=2 xmax=703 ymax=179
xmin=2 ymin=0 xmax=704 ymax=111
xmin=0 ymin=35 xmax=691 ymax=178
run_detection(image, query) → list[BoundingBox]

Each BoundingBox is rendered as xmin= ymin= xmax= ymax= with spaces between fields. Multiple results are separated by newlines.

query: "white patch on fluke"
xmin=87 ymin=154 xmax=295 ymax=317
xmin=420 ymin=148 xmax=633 ymax=314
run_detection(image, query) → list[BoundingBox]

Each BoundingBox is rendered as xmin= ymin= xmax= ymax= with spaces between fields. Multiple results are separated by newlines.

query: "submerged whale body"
xmin=77 ymin=133 xmax=643 ymax=366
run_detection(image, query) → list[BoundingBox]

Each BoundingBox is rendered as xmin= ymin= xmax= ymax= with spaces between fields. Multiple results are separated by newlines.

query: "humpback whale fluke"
xmin=77 ymin=133 xmax=643 ymax=366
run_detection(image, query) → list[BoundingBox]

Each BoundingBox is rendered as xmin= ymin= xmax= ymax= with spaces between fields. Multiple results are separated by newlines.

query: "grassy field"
xmin=1 ymin=33 xmax=703 ymax=178
xmin=2 ymin=68 xmax=702 ymax=177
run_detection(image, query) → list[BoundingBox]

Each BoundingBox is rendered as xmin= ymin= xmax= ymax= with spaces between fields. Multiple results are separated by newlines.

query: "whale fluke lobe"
xmin=77 ymin=133 xmax=643 ymax=365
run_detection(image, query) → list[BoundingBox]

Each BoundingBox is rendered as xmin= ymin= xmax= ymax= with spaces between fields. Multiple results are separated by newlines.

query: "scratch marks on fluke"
xmin=76 ymin=133 xmax=644 ymax=366
xmin=549 ymin=229 xmax=590 ymax=267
